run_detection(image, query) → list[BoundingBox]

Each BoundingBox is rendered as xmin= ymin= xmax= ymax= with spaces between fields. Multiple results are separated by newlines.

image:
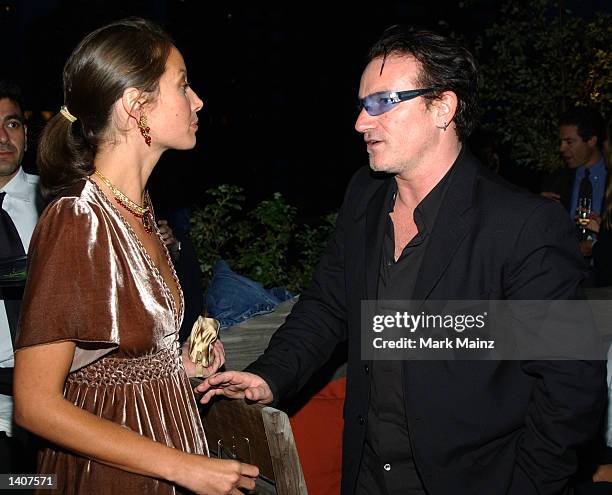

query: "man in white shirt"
xmin=0 ymin=81 xmax=40 ymax=475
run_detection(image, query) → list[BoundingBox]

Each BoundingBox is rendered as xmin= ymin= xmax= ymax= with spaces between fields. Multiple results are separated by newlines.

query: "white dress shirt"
xmin=0 ymin=168 xmax=39 ymax=436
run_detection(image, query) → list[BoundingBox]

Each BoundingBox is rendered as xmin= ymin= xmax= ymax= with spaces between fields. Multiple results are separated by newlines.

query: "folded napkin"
xmin=188 ymin=315 xmax=220 ymax=377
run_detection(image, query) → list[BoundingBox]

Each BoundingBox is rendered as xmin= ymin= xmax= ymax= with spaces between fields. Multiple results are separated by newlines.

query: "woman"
xmin=13 ymin=18 xmax=258 ymax=494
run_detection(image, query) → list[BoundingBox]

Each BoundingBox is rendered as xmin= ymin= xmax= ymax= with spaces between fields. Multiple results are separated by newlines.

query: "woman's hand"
xmin=173 ymin=454 xmax=259 ymax=495
xmin=182 ymin=339 xmax=225 ymax=378
xmin=201 ymin=340 xmax=225 ymax=377
xmin=14 ymin=341 xmax=246 ymax=493
xmin=540 ymin=191 xmax=561 ymax=202
xmin=592 ymin=463 xmax=612 ymax=483
xmin=579 ymin=239 xmax=594 ymax=257
xmin=157 ymin=219 xmax=181 ymax=259
xmin=586 ymin=213 xmax=602 ymax=234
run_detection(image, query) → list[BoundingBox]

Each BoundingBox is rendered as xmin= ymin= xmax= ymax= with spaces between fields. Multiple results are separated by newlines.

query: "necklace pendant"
xmin=142 ymin=211 xmax=155 ymax=233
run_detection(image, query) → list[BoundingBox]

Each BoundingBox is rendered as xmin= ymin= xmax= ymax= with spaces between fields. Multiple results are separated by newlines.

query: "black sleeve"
xmin=505 ymin=201 xmax=607 ymax=494
xmin=243 ymin=175 xmax=357 ymax=402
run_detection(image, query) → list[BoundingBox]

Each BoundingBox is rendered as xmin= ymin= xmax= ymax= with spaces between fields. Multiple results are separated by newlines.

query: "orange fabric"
xmin=290 ymin=377 xmax=346 ymax=495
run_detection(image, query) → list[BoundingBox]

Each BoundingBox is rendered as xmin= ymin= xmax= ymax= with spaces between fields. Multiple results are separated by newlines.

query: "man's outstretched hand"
xmin=195 ymin=371 xmax=274 ymax=405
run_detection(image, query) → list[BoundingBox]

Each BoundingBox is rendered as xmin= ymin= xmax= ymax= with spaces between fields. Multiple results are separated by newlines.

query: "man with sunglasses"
xmin=199 ymin=26 xmax=605 ymax=495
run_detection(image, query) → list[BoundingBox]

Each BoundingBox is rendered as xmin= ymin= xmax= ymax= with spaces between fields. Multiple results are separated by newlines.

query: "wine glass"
xmin=576 ymin=196 xmax=592 ymax=239
xmin=217 ymin=437 xmax=255 ymax=493
xmin=217 ymin=435 xmax=252 ymax=464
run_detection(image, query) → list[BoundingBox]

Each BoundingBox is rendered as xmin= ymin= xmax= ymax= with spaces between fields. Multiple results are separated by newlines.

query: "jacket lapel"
xmin=413 ymin=149 xmax=477 ymax=300
xmin=364 ymin=177 xmax=394 ymax=300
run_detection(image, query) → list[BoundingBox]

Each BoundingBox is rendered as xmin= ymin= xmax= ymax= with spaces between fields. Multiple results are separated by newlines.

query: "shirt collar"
xmin=0 ymin=167 xmax=34 ymax=202
xmin=578 ymin=158 xmax=607 ymax=177
xmin=387 ymin=165 xmax=454 ymax=234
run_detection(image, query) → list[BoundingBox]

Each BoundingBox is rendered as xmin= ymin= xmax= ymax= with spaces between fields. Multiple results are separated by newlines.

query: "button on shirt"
xmin=357 ymin=167 xmax=452 ymax=495
xmin=0 ymin=168 xmax=39 ymax=436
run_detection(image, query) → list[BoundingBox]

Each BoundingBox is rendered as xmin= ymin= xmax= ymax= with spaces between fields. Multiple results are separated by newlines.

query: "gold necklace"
xmin=94 ymin=170 xmax=154 ymax=233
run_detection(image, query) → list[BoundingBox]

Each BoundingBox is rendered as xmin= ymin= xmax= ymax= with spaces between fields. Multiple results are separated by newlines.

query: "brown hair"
xmin=367 ymin=25 xmax=480 ymax=142
xmin=37 ymin=18 xmax=173 ymax=198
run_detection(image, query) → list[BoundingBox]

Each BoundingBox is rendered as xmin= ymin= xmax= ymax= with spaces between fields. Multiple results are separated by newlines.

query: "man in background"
xmin=541 ymin=107 xmax=607 ymax=253
xmin=0 ymin=80 xmax=40 ymax=475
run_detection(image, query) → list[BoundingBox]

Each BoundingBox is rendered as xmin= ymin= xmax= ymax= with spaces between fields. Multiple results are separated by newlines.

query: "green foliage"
xmin=289 ymin=212 xmax=338 ymax=291
xmin=189 ymin=184 xmax=244 ymax=277
xmin=231 ymin=193 xmax=297 ymax=288
xmin=190 ymin=186 xmax=336 ymax=293
xmin=474 ymin=0 xmax=611 ymax=171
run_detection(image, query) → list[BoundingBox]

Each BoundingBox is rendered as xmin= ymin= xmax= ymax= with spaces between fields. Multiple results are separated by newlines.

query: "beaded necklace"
xmin=94 ymin=170 xmax=154 ymax=233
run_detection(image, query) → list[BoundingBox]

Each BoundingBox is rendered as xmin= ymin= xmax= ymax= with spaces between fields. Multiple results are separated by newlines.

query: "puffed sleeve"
xmin=15 ymin=195 xmax=120 ymax=371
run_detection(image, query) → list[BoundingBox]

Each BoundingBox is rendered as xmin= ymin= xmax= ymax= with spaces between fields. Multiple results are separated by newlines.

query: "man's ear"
xmin=23 ymin=124 xmax=27 ymax=153
xmin=434 ymin=91 xmax=458 ymax=129
xmin=586 ymin=135 xmax=598 ymax=148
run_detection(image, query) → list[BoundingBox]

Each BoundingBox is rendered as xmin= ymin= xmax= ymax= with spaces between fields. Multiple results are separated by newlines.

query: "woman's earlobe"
xmin=121 ymin=87 xmax=145 ymax=119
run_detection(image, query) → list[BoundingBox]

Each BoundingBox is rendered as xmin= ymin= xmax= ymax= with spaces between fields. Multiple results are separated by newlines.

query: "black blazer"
xmin=593 ymin=225 xmax=612 ymax=286
xmin=0 ymin=179 xmax=45 ymax=395
xmin=247 ymin=148 xmax=606 ymax=495
xmin=541 ymin=166 xmax=576 ymax=212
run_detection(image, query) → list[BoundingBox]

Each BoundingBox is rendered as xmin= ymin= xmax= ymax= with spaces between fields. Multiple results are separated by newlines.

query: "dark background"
xmin=2 ymin=0 xmax=610 ymax=219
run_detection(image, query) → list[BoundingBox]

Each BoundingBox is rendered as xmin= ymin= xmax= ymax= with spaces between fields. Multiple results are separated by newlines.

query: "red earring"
xmin=138 ymin=115 xmax=151 ymax=146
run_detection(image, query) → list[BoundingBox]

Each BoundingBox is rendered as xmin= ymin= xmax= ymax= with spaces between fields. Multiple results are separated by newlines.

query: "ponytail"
xmin=37 ymin=111 xmax=94 ymax=199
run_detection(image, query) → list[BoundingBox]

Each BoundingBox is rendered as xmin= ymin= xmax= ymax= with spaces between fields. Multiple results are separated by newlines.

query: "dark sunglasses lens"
xmin=361 ymin=92 xmax=398 ymax=116
xmin=359 ymin=96 xmax=384 ymax=116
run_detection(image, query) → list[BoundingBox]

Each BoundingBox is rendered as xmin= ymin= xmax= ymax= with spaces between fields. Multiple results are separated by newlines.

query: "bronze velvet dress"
xmin=15 ymin=178 xmax=208 ymax=494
